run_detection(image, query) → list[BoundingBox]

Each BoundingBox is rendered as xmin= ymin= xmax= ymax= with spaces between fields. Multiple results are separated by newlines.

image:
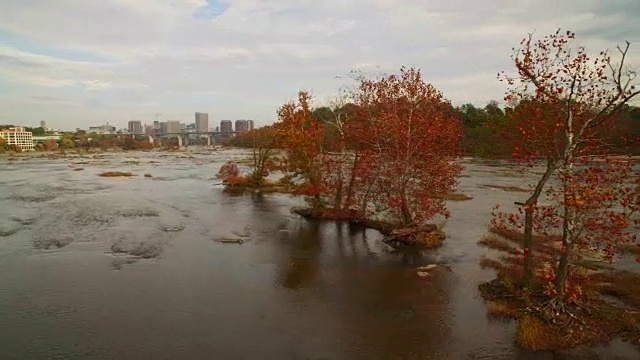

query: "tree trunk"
xmin=521 ymin=159 xmax=556 ymax=288
xmin=333 ymin=152 xmax=344 ymax=209
xmin=400 ymin=185 xmax=413 ymax=226
xmin=344 ymin=152 xmax=359 ymax=210
xmin=555 ymin=162 xmax=575 ymax=302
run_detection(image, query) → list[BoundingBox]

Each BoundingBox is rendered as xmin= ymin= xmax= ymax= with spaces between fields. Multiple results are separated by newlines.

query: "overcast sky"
xmin=0 ymin=0 xmax=638 ymax=130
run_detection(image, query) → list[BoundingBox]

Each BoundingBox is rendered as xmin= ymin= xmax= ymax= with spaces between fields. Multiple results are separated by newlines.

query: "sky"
xmin=0 ymin=0 xmax=639 ymax=130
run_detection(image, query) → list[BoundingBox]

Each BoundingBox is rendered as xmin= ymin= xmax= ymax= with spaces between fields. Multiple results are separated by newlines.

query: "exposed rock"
xmin=111 ymin=258 xmax=138 ymax=270
xmin=216 ymin=238 xmax=244 ymax=244
xmin=162 ymin=225 xmax=185 ymax=232
xmin=33 ymin=236 xmax=73 ymax=250
xmin=415 ymin=264 xmax=438 ymax=272
xmin=110 ymin=240 xmax=163 ymax=259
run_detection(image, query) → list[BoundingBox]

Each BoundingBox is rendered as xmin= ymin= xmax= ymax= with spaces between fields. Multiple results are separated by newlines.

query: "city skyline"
xmin=0 ymin=2 xmax=638 ymax=131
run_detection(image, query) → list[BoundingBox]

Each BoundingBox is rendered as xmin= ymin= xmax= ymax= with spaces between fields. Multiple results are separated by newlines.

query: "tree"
xmin=350 ymin=67 xmax=463 ymax=226
xmin=60 ymin=136 xmax=75 ymax=149
xmin=274 ymin=91 xmax=325 ymax=207
xmin=0 ymin=136 xmax=6 ymax=151
xmin=249 ymin=126 xmax=277 ymax=187
xmin=495 ymin=29 xmax=640 ymax=305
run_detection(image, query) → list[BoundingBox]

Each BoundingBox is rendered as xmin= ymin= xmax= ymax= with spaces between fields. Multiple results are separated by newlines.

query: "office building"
xmin=195 ymin=112 xmax=209 ymax=133
xmin=160 ymin=122 xmax=168 ymax=134
xmin=220 ymin=120 xmax=233 ymax=134
xmin=88 ymin=124 xmax=116 ymax=134
xmin=247 ymin=120 xmax=254 ymax=131
xmin=166 ymin=120 xmax=182 ymax=134
xmin=0 ymin=127 xmax=35 ymax=151
xmin=235 ymin=120 xmax=249 ymax=132
xmin=128 ymin=120 xmax=143 ymax=134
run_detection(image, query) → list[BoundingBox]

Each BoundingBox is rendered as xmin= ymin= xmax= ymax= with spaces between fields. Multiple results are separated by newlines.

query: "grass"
xmin=99 ymin=171 xmax=135 ymax=177
xmin=516 ymin=315 xmax=549 ymax=350
xmin=616 ymin=243 xmax=640 ymax=256
xmin=478 ymin=227 xmax=640 ymax=351
xmin=589 ymin=271 xmax=640 ymax=309
xmin=481 ymin=184 xmax=530 ymax=192
xmin=411 ymin=230 xmax=445 ymax=248
xmin=480 ymin=277 xmax=640 ymax=351
xmin=486 ymin=301 xmax=517 ymax=318
xmin=432 ymin=192 xmax=473 ymax=201
xmin=478 ymin=234 xmax=521 ymax=255
xmin=222 ymin=175 xmax=292 ymax=194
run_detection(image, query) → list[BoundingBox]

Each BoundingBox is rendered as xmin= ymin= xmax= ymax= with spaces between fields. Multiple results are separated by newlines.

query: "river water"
xmin=0 ymin=149 xmax=637 ymax=360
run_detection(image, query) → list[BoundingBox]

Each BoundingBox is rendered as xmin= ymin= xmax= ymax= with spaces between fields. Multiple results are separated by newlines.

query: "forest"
xmin=224 ymin=102 xmax=640 ymax=157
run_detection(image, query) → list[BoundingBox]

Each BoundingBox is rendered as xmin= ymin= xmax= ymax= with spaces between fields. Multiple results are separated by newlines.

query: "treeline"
xmin=224 ymin=103 xmax=640 ymax=157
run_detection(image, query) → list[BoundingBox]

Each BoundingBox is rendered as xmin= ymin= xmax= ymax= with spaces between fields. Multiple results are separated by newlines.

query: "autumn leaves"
xmin=273 ymin=67 xmax=463 ymax=229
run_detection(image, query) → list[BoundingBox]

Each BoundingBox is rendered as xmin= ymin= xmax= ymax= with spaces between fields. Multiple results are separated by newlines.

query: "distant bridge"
xmin=140 ymin=131 xmax=242 ymax=148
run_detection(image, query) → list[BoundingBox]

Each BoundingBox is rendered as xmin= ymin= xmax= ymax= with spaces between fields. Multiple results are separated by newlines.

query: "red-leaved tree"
xmin=350 ymin=67 xmax=463 ymax=226
xmin=274 ymin=91 xmax=325 ymax=207
xmin=495 ymin=29 xmax=640 ymax=306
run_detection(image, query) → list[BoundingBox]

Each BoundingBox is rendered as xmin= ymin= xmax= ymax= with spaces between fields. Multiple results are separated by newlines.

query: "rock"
xmin=416 ymin=271 xmax=431 ymax=278
xmin=162 ymin=225 xmax=184 ymax=232
xmin=217 ymin=238 xmax=244 ymax=244
xmin=144 ymin=174 xmax=153 ymax=178
xmin=415 ymin=264 xmax=438 ymax=272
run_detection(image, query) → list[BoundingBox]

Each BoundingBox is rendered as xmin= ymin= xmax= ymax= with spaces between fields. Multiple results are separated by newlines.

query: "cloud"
xmin=0 ymin=0 xmax=639 ymax=129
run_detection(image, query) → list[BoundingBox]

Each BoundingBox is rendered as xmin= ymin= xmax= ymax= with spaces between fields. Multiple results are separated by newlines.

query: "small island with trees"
xmin=217 ymin=29 xmax=640 ymax=352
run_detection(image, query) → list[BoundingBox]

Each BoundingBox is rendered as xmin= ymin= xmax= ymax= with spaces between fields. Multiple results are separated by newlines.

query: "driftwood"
xmin=217 ymin=238 xmax=244 ymax=244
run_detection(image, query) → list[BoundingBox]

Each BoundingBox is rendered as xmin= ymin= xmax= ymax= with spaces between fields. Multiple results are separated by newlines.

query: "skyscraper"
xmin=195 ymin=112 xmax=209 ymax=133
xmin=220 ymin=120 xmax=233 ymax=134
xmin=166 ymin=121 xmax=182 ymax=133
xmin=247 ymin=120 xmax=254 ymax=131
xmin=128 ymin=120 xmax=143 ymax=134
xmin=235 ymin=119 xmax=248 ymax=132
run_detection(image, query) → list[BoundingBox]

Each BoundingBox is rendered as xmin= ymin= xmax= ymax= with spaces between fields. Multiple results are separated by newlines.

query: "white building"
xmin=0 ymin=127 xmax=35 ymax=151
xmin=88 ymin=124 xmax=117 ymax=134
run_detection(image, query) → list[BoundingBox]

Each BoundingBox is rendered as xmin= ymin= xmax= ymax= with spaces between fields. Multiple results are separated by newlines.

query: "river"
xmin=0 ymin=149 xmax=638 ymax=359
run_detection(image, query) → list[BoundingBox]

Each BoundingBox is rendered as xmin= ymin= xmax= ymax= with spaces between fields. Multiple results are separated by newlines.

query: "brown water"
xmin=0 ymin=150 xmax=638 ymax=359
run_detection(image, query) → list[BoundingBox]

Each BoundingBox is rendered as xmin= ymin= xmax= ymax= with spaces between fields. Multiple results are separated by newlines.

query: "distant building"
xmin=144 ymin=125 xmax=154 ymax=134
xmin=247 ymin=120 xmax=254 ymax=131
xmin=160 ymin=122 xmax=168 ymax=134
xmin=166 ymin=120 xmax=181 ymax=134
xmin=88 ymin=124 xmax=116 ymax=134
xmin=195 ymin=112 xmax=209 ymax=133
xmin=40 ymin=121 xmax=47 ymax=130
xmin=220 ymin=120 xmax=233 ymax=134
xmin=128 ymin=120 xmax=143 ymax=134
xmin=0 ymin=127 xmax=35 ymax=151
xmin=235 ymin=119 xmax=249 ymax=132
